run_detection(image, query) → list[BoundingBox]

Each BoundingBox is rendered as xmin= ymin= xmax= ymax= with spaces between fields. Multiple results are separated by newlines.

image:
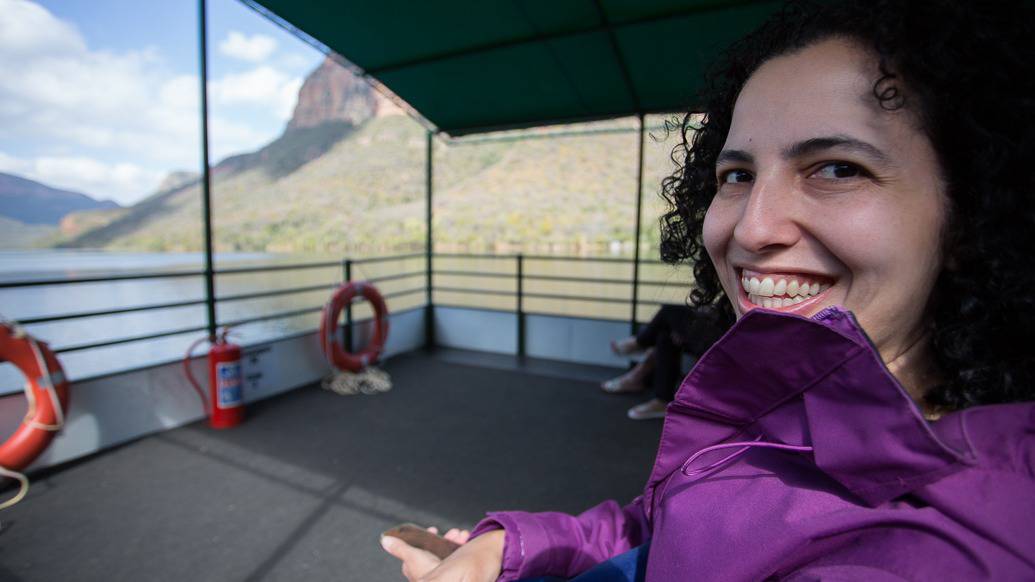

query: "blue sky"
xmin=0 ymin=0 xmax=324 ymax=204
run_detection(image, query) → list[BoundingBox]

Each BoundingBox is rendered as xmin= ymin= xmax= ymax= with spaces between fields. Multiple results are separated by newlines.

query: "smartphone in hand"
xmin=381 ymin=523 xmax=462 ymax=560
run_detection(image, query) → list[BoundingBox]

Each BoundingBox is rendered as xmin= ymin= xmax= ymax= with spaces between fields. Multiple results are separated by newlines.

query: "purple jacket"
xmin=471 ymin=307 xmax=1035 ymax=580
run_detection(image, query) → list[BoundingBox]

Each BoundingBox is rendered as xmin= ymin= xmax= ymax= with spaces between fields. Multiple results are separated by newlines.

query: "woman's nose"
xmin=731 ymin=172 xmax=801 ymax=253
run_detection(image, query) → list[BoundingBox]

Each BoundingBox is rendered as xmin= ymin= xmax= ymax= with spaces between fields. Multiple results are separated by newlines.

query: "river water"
xmin=0 ymin=249 xmax=691 ymax=395
xmin=0 ymin=250 xmax=342 ymax=394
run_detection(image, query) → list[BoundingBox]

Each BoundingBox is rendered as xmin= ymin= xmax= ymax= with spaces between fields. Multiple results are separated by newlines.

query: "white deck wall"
xmin=433 ymin=306 xmax=631 ymax=367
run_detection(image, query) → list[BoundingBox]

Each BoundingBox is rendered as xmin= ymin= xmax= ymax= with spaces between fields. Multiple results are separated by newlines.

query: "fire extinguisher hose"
xmin=183 ymin=337 xmax=210 ymax=415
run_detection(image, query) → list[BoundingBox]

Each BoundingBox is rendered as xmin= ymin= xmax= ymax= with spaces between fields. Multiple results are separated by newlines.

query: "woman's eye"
xmin=811 ymin=162 xmax=864 ymax=179
xmin=720 ymin=169 xmax=753 ymax=184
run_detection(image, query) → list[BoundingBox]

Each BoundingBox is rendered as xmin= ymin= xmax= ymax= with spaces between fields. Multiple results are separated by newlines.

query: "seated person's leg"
xmin=602 ymin=348 xmax=655 ymax=393
xmin=652 ymin=331 xmax=682 ymax=403
xmin=613 ymin=305 xmax=686 ymax=355
xmin=626 ymin=331 xmax=679 ymax=420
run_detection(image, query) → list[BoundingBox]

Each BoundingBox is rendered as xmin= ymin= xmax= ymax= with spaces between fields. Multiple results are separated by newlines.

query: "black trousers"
xmin=635 ymin=304 xmax=727 ymax=402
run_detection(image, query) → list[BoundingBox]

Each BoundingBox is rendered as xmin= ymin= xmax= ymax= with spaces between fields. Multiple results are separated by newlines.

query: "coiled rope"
xmin=321 ymin=367 xmax=392 ymax=396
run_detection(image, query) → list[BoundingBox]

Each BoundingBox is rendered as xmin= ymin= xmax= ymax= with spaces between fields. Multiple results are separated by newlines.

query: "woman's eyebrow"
xmin=715 ymin=149 xmax=753 ymax=167
xmin=782 ymin=135 xmax=891 ymax=164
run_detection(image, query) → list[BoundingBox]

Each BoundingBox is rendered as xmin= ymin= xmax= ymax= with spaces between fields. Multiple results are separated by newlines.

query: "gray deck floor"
xmin=0 ymin=350 xmax=662 ymax=581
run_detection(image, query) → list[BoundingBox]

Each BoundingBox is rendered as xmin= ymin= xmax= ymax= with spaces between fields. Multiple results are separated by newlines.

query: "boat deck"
xmin=0 ymin=350 xmax=662 ymax=581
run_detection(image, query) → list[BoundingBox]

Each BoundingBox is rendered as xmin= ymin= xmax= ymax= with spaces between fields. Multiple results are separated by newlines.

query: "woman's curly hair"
xmin=660 ymin=0 xmax=1035 ymax=409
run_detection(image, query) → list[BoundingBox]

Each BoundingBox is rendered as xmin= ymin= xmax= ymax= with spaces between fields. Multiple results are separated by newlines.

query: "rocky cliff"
xmin=287 ymin=56 xmax=379 ymax=130
xmin=205 ymin=57 xmax=381 ymax=181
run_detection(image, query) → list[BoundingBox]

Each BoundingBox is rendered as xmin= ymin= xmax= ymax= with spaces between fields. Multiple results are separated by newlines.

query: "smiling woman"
xmin=664 ymin=0 xmax=1035 ymax=414
xmin=703 ymin=37 xmax=950 ymax=409
xmin=382 ymin=1 xmax=1035 ymax=580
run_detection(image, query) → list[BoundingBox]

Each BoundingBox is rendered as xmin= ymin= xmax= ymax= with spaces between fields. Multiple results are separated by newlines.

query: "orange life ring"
xmin=0 ymin=323 xmax=69 ymax=472
xmin=319 ymin=281 xmax=389 ymax=372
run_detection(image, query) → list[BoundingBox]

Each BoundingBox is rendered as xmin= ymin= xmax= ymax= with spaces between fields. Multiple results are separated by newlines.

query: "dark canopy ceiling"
xmin=247 ymin=0 xmax=780 ymax=136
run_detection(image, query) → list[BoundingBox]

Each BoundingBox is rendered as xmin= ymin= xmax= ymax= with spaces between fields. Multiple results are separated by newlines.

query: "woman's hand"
xmin=381 ymin=527 xmax=504 ymax=582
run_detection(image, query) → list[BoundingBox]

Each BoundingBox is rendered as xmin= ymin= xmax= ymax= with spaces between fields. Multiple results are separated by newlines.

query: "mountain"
xmin=57 ymin=114 xmax=671 ymax=254
xmin=58 ymin=114 xmax=417 ymax=252
xmin=0 ymin=215 xmax=57 ymax=249
xmin=56 ymin=56 xmax=383 ymax=251
xmin=58 ymin=206 xmax=128 ymax=239
xmin=211 ymin=56 xmax=385 ymax=180
xmin=154 ymin=171 xmax=199 ymax=194
xmin=55 ymin=57 xmax=674 ymax=254
xmin=288 ymin=57 xmax=379 ymax=130
xmin=0 ymin=172 xmax=120 ymax=225
xmin=214 ymin=120 xmax=357 ymax=180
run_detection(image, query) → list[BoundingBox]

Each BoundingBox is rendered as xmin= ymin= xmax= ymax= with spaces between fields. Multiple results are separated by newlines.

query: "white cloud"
xmin=0 ymin=0 xmax=84 ymax=56
xmin=278 ymin=77 xmax=304 ymax=119
xmin=0 ymin=1 xmax=307 ymax=205
xmin=219 ymin=31 xmax=277 ymax=62
xmin=208 ymin=117 xmax=272 ymax=162
xmin=0 ymin=150 xmax=163 ymax=205
xmin=210 ymin=66 xmax=302 ymax=120
xmin=277 ymin=51 xmax=317 ymax=71
xmin=0 ymin=151 xmax=31 ymax=176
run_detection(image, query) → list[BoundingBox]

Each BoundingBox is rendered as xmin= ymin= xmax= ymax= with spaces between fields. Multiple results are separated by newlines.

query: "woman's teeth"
xmin=740 ymin=275 xmax=830 ymax=309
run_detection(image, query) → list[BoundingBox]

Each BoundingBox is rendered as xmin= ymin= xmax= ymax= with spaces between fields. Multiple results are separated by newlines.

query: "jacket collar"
xmin=644 ymin=307 xmax=973 ymax=515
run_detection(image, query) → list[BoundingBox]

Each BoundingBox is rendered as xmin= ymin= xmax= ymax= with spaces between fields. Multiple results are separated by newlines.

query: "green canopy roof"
xmin=246 ymin=0 xmax=780 ymax=136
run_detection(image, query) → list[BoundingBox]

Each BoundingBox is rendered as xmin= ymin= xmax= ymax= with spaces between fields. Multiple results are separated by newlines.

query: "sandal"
xmin=601 ymin=375 xmax=647 ymax=394
xmin=611 ymin=337 xmax=644 ymax=356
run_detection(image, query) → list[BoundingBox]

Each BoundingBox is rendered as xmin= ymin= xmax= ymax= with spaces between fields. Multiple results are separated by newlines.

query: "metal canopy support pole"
xmin=424 ymin=131 xmax=434 ymax=350
xmin=198 ymin=0 xmax=217 ymax=342
xmin=630 ymin=114 xmax=645 ymax=336
xmin=516 ymin=254 xmax=525 ymax=358
xmin=343 ymin=259 xmax=353 ymax=353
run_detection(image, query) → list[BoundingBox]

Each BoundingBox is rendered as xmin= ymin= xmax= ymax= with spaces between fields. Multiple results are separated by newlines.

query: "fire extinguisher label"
xmin=216 ymin=361 xmax=243 ymax=409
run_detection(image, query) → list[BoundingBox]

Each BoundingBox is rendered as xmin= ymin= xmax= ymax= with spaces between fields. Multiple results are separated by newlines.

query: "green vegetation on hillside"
xmin=58 ymin=114 xmax=684 ymax=256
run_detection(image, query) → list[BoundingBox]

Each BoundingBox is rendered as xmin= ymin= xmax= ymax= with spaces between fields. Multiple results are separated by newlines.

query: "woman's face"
xmin=702 ymin=38 xmax=948 ymax=362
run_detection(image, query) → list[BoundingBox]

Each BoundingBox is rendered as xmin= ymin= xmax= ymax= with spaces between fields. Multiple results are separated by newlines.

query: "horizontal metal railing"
xmin=432 ymin=253 xmax=674 ymax=309
xmin=215 ymin=260 xmax=341 ymax=275
xmin=16 ymin=298 xmax=210 ymax=325
xmin=0 ymin=254 xmax=423 ymax=356
xmin=0 ymin=270 xmax=205 ymax=288
xmin=0 ymin=251 xmax=683 ymax=365
xmin=56 ymin=325 xmax=212 ymax=354
xmin=434 ymin=269 xmax=515 ymax=279
xmin=430 ymin=253 xmax=684 ymax=357
xmin=524 ymin=273 xmax=630 ymax=285
xmin=352 ymin=252 xmax=426 ymax=264
xmin=217 ymin=283 xmax=338 ymax=304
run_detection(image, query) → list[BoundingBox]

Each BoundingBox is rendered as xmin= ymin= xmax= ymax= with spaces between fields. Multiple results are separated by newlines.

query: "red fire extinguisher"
xmin=184 ymin=328 xmax=244 ymax=429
